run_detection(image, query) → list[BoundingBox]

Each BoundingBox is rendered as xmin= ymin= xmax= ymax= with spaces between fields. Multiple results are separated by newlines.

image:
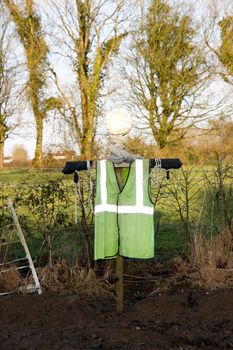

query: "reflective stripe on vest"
xmin=94 ymin=159 xmax=154 ymax=260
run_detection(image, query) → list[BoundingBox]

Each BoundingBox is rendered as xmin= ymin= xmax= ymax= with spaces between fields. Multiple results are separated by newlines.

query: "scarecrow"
xmin=62 ymin=108 xmax=182 ymax=312
xmin=62 ymin=108 xmax=182 ymax=260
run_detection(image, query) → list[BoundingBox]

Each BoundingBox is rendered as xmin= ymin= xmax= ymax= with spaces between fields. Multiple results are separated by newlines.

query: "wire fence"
xmin=0 ymin=218 xmax=41 ymax=295
xmin=1 ymin=161 xmax=233 ymax=269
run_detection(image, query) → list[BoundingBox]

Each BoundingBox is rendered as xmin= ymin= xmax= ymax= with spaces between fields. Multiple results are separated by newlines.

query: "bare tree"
xmin=124 ymin=0 xmax=209 ymax=149
xmin=203 ymin=1 xmax=233 ymax=86
xmin=166 ymin=167 xmax=206 ymax=239
xmin=48 ymin=0 xmax=128 ymax=158
xmin=218 ymin=16 xmax=233 ymax=85
xmin=0 ymin=6 xmax=20 ymax=168
xmin=3 ymin=0 xmax=61 ymax=167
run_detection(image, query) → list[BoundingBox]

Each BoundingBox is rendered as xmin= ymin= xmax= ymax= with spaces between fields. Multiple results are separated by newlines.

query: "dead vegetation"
xmin=0 ymin=267 xmax=24 ymax=293
xmin=0 ymin=263 xmax=113 ymax=296
xmin=38 ymin=260 xmax=112 ymax=296
xmin=159 ymin=228 xmax=233 ymax=290
xmin=187 ymin=228 xmax=233 ymax=288
xmin=1 ymin=229 xmax=233 ymax=296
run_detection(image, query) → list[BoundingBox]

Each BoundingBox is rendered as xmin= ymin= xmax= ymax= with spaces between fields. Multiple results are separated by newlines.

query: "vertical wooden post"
xmin=115 ymin=166 xmax=124 ymax=313
xmin=116 ymin=255 xmax=124 ymax=313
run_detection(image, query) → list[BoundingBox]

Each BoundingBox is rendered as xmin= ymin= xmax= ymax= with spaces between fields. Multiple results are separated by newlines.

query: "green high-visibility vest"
xmin=94 ymin=159 xmax=154 ymax=260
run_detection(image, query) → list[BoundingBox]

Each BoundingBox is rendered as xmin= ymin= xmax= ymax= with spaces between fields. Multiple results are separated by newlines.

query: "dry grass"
xmin=162 ymin=228 xmax=233 ymax=289
xmin=0 ymin=267 xmax=23 ymax=293
xmin=2 ymin=230 xmax=233 ymax=296
xmin=190 ymin=228 xmax=233 ymax=268
xmin=187 ymin=228 xmax=233 ymax=288
xmin=0 ymin=261 xmax=113 ymax=296
xmin=38 ymin=260 xmax=112 ymax=296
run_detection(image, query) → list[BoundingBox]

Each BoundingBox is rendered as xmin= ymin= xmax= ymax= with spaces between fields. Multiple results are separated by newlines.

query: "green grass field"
xmin=1 ymin=165 xmax=233 ymax=264
xmin=0 ymin=167 xmax=67 ymax=183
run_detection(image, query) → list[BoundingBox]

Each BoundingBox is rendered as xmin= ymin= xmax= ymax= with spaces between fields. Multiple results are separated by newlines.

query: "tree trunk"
xmin=81 ymin=128 xmax=94 ymax=158
xmin=81 ymin=109 xmax=95 ymax=158
xmin=79 ymin=92 xmax=95 ymax=158
xmin=4 ymin=0 xmax=48 ymax=169
xmin=150 ymin=119 xmax=167 ymax=149
xmin=0 ymin=141 xmax=4 ymax=169
xmin=32 ymin=118 xmax=43 ymax=168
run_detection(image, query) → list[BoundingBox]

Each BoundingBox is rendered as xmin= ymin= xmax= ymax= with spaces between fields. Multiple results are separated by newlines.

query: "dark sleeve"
xmin=62 ymin=158 xmax=182 ymax=174
xmin=150 ymin=158 xmax=182 ymax=170
xmin=62 ymin=161 xmax=93 ymax=174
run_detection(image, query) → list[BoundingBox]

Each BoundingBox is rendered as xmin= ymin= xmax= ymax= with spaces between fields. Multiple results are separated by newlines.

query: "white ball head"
xmin=105 ymin=108 xmax=132 ymax=135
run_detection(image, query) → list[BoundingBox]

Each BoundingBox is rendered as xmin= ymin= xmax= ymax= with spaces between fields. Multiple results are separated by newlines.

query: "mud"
xmin=0 ymin=288 xmax=233 ymax=350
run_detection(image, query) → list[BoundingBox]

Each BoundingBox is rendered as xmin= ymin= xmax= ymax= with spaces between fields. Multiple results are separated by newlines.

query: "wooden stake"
xmin=115 ymin=166 xmax=125 ymax=313
xmin=116 ymin=254 xmax=124 ymax=313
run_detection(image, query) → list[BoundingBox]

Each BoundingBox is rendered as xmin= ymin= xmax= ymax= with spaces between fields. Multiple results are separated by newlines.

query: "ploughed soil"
xmin=0 ymin=288 xmax=233 ymax=350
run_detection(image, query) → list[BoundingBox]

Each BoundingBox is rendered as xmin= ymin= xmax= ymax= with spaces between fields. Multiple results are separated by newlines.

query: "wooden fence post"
xmin=115 ymin=166 xmax=125 ymax=313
